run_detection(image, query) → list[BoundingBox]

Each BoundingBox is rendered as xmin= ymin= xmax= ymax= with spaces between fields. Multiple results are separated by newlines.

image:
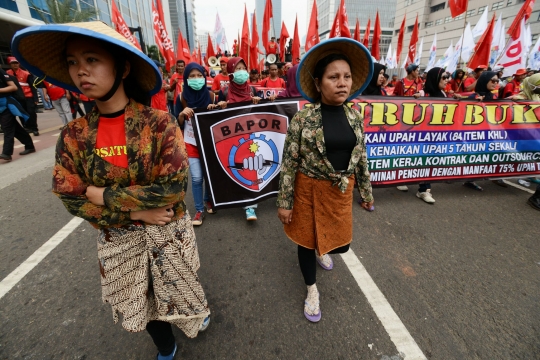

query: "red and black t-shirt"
xmin=94 ymin=110 xmax=128 ymax=168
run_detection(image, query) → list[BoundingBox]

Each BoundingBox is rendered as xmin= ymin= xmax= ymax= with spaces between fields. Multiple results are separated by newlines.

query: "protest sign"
xmin=192 ymin=97 xmax=540 ymax=209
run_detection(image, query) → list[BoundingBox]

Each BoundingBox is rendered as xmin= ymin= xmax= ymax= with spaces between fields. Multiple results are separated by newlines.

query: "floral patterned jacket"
xmin=276 ymin=102 xmax=373 ymax=210
xmin=52 ymin=99 xmax=189 ymax=229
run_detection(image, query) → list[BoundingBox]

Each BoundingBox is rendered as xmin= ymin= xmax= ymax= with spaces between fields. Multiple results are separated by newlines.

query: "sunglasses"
xmin=490 ymin=79 xmax=500 ymax=84
xmin=441 ymin=75 xmax=449 ymax=80
xmin=529 ymin=83 xmax=540 ymax=91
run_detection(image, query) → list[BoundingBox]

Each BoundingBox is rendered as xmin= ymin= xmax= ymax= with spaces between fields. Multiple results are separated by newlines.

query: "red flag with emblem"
xmin=304 ymin=0 xmax=319 ymax=52
xmin=507 ymin=0 xmax=535 ymax=40
xmin=338 ymin=0 xmax=351 ymax=38
xmin=329 ymin=3 xmax=341 ymax=38
xmin=292 ymin=15 xmax=300 ymax=64
xmin=449 ymin=0 xmax=468 ymax=18
xmin=469 ymin=14 xmax=495 ymax=70
xmin=152 ymin=0 xmax=175 ymax=70
xmin=406 ymin=15 xmax=419 ymax=66
xmin=251 ymin=12 xmax=260 ymax=70
xmin=396 ymin=14 xmax=406 ymax=64
xmin=111 ymin=0 xmax=141 ymax=50
xmin=372 ymin=11 xmax=381 ymax=59
xmin=353 ymin=19 xmax=361 ymax=42
xmin=279 ymin=22 xmax=290 ymax=61
xmin=240 ymin=5 xmax=250 ymax=63
xmin=362 ymin=18 xmax=371 ymax=47
xmin=262 ymin=0 xmax=273 ymax=53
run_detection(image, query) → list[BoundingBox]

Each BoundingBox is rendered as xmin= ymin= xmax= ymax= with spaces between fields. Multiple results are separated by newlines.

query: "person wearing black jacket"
xmin=0 ymin=68 xmax=35 ymax=161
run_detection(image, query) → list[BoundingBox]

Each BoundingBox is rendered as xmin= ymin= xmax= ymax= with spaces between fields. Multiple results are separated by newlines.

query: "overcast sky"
xmin=194 ymin=0 xmax=308 ymax=50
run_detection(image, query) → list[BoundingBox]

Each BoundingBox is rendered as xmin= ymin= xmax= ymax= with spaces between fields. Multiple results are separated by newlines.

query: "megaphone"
xmin=208 ymin=56 xmax=219 ymax=67
xmin=266 ymin=54 xmax=277 ymax=64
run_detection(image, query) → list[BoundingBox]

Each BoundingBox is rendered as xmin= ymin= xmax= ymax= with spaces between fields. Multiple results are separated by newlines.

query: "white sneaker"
xmin=416 ymin=189 xmax=435 ymax=203
xmin=397 ymin=185 xmax=409 ymax=191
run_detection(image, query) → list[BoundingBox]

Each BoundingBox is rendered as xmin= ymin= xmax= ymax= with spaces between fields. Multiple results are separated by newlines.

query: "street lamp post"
xmin=128 ymin=26 xmax=146 ymax=54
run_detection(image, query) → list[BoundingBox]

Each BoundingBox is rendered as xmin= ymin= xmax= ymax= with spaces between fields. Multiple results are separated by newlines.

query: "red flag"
xmin=329 ymin=4 xmax=341 ymax=38
xmin=339 ymin=0 xmax=351 ymax=38
xmin=406 ymin=15 xmax=419 ymax=65
xmin=292 ymin=15 xmax=300 ymax=64
xmin=449 ymin=0 xmax=468 ymax=18
xmin=362 ymin=18 xmax=371 ymax=47
xmin=396 ymin=14 xmax=406 ymax=64
xmin=305 ymin=0 xmax=319 ymax=52
xmin=240 ymin=5 xmax=250 ymax=63
xmin=372 ymin=11 xmax=381 ymax=59
xmin=152 ymin=0 xmax=175 ymax=70
xmin=262 ymin=0 xmax=273 ymax=53
xmin=176 ymin=30 xmax=191 ymax=63
xmin=251 ymin=12 xmax=260 ymax=70
xmin=198 ymin=42 xmax=202 ymax=65
xmin=353 ymin=19 xmax=361 ymax=42
xmin=279 ymin=22 xmax=290 ymax=62
xmin=206 ymin=34 xmax=215 ymax=58
xmin=469 ymin=15 xmax=496 ymax=70
xmin=507 ymin=0 xmax=535 ymax=40
xmin=111 ymin=0 xmax=141 ymax=50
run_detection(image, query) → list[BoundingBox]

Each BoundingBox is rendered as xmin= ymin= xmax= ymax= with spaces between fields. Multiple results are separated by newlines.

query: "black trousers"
xmin=146 ymin=320 xmax=176 ymax=356
xmin=23 ymin=98 xmax=38 ymax=131
xmin=0 ymin=110 xmax=34 ymax=155
xmin=298 ymin=244 xmax=350 ymax=286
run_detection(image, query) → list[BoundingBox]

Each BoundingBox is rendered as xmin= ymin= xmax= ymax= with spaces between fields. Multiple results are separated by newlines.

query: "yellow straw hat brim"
xmin=11 ymin=21 xmax=161 ymax=95
xmin=296 ymin=38 xmax=374 ymax=103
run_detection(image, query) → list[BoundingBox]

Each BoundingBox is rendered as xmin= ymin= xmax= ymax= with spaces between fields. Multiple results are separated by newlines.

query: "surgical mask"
xmin=232 ymin=70 xmax=249 ymax=84
xmin=187 ymin=78 xmax=206 ymax=90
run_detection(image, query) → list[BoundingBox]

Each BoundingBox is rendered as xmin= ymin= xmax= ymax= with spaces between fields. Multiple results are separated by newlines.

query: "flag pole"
xmin=457 ymin=5 xmax=469 ymax=70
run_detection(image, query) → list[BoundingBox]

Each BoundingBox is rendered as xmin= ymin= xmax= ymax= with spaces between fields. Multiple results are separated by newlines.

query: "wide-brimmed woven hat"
xmin=296 ymin=38 xmax=373 ymax=103
xmin=11 ymin=21 xmax=161 ymax=95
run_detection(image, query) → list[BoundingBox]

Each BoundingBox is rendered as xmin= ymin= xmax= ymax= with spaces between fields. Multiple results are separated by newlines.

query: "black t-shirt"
xmin=321 ymin=102 xmax=356 ymax=171
xmin=0 ymin=68 xmax=11 ymax=98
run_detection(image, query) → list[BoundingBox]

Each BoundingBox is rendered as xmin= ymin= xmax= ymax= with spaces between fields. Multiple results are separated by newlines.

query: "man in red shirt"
xmin=249 ymin=69 xmax=260 ymax=85
xmin=463 ymin=65 xmax=487 ymax=92
xmin=6 ymin=56 xmax=39 ymax=135
xmin=43 ymin=81 xmax=72 ymax=126
xmin=212 ymin=57 xmax=230 ymax=94
xmin=260 ymin=63 xmax=285 ymax=88
xmin=502 ymin=68 xmax=526 ymax=98
xmin=170 ymin=60 xmax=185 ymax=102
xmin=393 ymin=64 xmax=423 ymax=97
xmin=267 ymin=37 xmax=277 ymax=55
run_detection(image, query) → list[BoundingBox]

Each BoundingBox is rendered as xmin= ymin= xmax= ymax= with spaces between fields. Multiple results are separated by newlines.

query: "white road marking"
xmin=51 ymin=132 xmax=61 ymax=137
xmin=14 ymin=140 xmax=40 ymax=149
xmin=0 ymin=217 xmax=84 ymax=300
xmin=0 ymin=146 xmax=54 ymax=190
xmin=502 ymin=179 xmax=535 ymax=194
xmin=341 ymin=249 xmax=427 ymax=360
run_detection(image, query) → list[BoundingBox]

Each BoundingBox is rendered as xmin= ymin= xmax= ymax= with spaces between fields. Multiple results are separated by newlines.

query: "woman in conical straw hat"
xmin=276 ymin=38 xmax=374 ymax=322
xmin=12 ymin=21 xmax=209 ymax=359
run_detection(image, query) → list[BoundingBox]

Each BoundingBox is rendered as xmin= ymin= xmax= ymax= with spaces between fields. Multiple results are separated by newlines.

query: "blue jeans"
xmin=189 ymin=157 xmax=209 ymax=212
xmin=38 ymin=88 xmax=52 ymax=109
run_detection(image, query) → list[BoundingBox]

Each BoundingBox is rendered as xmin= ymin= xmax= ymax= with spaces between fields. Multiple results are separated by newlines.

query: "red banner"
xmin=152 ymin=0 xmax=175 ymax=70
xmin=111 ymin=0 xmax=142 ymax=50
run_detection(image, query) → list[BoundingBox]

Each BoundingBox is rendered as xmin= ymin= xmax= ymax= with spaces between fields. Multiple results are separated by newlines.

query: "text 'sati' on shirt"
xmin=95 ymin=113 xmax=128 ymax=169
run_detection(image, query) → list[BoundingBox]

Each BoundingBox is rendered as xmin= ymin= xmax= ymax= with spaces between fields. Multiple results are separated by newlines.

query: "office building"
xmin=392 ymin=0 xmax=540 ymax=69
xmin=170 ymin=0 xmax=196 ymax=51
xmin=309 ymin=0 xmax=397 ymax=59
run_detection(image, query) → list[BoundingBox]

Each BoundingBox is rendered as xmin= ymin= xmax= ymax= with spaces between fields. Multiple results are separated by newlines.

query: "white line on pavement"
xmin=51 ymin=132 xmax=60 ymax=137
xmin=341 ymin=249 xmax=427 ymax=360
xmin=0 ymin=146 xmax=54 ymax=190
xmin=14 ymin=140 xmax=40 ymax=149
xmin=0 ymin=217 xmax=84 ymax=300
xmin=502 ymin=180 xmax=535 ymax=194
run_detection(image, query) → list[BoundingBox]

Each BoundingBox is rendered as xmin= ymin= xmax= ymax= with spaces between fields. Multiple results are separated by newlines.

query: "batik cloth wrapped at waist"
xmin=97 ymin=211 xmax=209 ymax=337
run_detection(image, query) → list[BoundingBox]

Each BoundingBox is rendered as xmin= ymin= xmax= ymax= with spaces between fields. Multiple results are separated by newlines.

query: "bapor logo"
xmin=211 ymin=112 xmax=288 ymax=192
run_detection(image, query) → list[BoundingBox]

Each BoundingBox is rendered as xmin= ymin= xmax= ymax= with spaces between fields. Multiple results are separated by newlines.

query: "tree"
xmin=29 ymin=0 xmax=97 ymax=24
xmin=146 ymin=45 xmax=163 ymax=63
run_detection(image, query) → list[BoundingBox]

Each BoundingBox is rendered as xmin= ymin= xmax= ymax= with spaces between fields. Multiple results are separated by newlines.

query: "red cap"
xmin=7 ymin=56 xmax=18 ymax=63
xmin=514 ymin=68 xmax=527 ymax=76
xmin=219 ymin=56 xmax=229 ymax=63
xmin=474 ymin=65 xmax=487 ymax=71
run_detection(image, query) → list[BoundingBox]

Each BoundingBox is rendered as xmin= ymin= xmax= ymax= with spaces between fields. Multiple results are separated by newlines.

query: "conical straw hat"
xmin=11 ymin=21 xmax=161 ymax=95
xmin=296 ymin=38 xmax=373 ymax=103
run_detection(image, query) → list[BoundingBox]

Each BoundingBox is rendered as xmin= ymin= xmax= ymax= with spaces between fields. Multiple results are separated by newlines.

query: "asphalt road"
xmin=0 ymin=112 xmax=539 ymax=360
